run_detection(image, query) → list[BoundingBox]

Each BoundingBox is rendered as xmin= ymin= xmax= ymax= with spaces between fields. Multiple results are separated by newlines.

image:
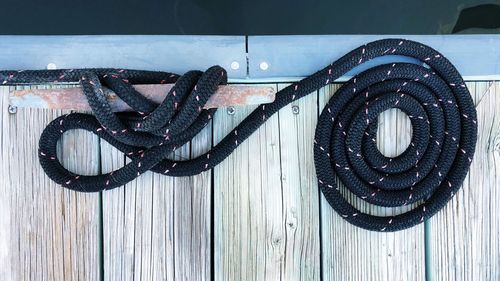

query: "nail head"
xmin=47 ymin=63 xmax=57 ymax=70
xmin=230 ymin=61 xmax=240 ymax=70
xmin=260 ymin=62 xmax=269 ymax=71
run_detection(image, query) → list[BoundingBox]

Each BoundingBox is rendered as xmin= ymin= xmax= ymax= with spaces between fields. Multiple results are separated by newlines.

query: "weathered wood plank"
xmin=427 ymin=81 xmax=500 ymax=281
xmin=0 ymin=85 xmax=101 ymax=281
xmin=0 ymin=87 xmax=11 ymax=281
xmin=276 ymin=84 xmax=320 ymax=280
xmin=319 ymin=84 xmax=425 ymax=280
xmin=2 ymin=80 xmax=498 ymax=281
xmin=101 ymin=114 xmax=212 ymax=280
xmin=247 ymin=35 xmax=500 ymax=81
xmin=213 ymin=84 xmax=286 ymax=280
xmin=0 ymin=35 xmax=247 ymax=78
xmin=173 ymin=122 xmax=212 ymax=280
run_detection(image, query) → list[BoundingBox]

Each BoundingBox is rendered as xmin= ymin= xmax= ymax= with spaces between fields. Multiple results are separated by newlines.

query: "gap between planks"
xmin=1 ymin=82 xmax=499 ymax=281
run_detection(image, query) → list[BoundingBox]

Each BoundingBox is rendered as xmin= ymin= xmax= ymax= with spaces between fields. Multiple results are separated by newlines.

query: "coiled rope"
xmin=1 ymin=39 xmax=477 ymax=231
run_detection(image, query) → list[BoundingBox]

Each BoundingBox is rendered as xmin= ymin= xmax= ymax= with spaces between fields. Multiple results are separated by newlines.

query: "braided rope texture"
xmin=1 ymin=39 xmax=477 ymax=231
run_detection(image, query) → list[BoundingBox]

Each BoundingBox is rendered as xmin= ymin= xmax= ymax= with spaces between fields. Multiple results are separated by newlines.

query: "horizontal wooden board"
xmin=247 ymin=35 xmax=500 ymax=81
xmin=1 ymin=35 xmax=498 ymax=83
xmin=0 ymin=35 xmax=247 ymax=78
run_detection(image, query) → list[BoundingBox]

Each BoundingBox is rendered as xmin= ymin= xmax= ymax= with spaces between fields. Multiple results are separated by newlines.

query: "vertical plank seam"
xmin=316 ymin=88 xmax=324 ymax=281
xmin=149 ymin=175 xmax=156 ymax=281
xmin=121 ymin=153 xmax=127 ymax=281
xmin=276 ymin=83 xmax=286 ymax=281
xmin=424 ymin=218 xmax=432 ymax=281
xmin=245 ymin=36 xmax=250 ymax=78
xmin=210 ymin=118 xmax=216 ymax=281
xmin=97 ymin=136 xmax=105 ymax=281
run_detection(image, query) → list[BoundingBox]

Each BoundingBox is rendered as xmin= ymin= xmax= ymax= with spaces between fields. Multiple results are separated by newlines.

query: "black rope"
xmin=1 ymin=38 xmax=477 ymax=231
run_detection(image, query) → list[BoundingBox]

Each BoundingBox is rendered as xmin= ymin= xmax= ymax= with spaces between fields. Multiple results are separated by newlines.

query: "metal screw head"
xmin=292 ymin=105 xmax=299 ymax=114
xmin=8 ymin=105 xmax=17 ymax=114
xmin=227 ymin=107 xmax=236 ymax=115
xmin=46 ymin=63 xmax=57 ymax=70
xmin=259 ymin=62 xmax=269 ymax=71
xmin=230 ymin=61 xmax=240 ymax=70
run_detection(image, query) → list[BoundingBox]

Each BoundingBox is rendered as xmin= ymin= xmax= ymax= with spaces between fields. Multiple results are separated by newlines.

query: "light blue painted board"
xmin=247 ymin=35 xmax=500 ymax=81
xmin=0 ymin=35 xmax=247 ymax=78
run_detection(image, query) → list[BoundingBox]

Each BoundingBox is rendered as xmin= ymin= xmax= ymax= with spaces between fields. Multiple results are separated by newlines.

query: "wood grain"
xmin=0 ymin=35 xmax=247 ymax=78
xmin=276 ymin=84 xmax=320 ymax=280
xmin=100 ymin=113 xmax=212 ymax=280
xmin=0 ymin=84 xmax=101 ymax=281
xmin=213 ymin=84 xmax=287 ymax=280
xmin=427 ymin=81 xmax=500 ymax=281
xmin=173 ymin=121 xmax=212 ymax=280
xmin=247 ymin=35 xmax=500 ymax=81
xmin=1 ymin=81 xmax=499 ymax=281
xmin=319 ymin=84 xmax=425 ymax=281
xmin=213 ymin=83 xmax=322 ymax=280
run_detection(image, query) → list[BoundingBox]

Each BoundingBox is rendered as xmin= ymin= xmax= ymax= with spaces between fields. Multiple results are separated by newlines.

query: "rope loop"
xmin=0 ymin=39 xmax=477 ymax=231
xmin=314 ymin=39 xmax=477 ymax=231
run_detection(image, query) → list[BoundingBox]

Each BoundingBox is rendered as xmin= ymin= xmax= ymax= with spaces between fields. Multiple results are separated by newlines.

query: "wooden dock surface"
xmin=1 ymin=81 xmax=498 ymax=281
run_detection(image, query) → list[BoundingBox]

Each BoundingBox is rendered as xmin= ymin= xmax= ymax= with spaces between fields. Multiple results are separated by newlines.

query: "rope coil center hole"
xmin=376 ymin=108 xmax=413 ymax=158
